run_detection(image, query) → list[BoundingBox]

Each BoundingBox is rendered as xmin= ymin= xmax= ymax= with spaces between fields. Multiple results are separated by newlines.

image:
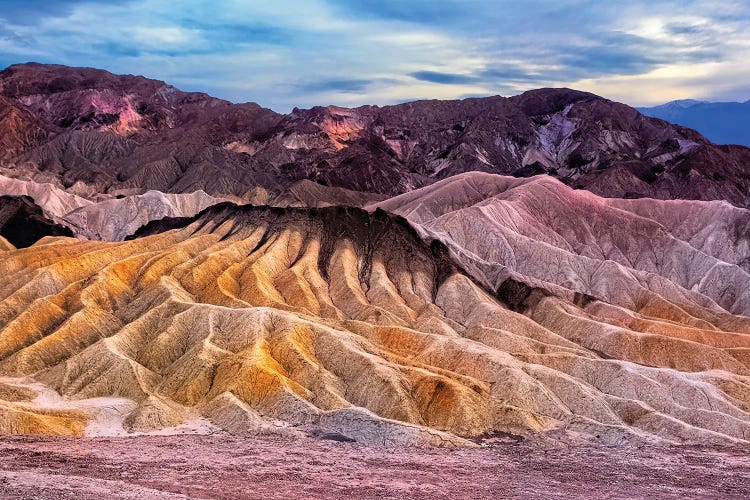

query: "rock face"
xmin=2 ymin=63 xmax=750 ymax=206
xmin=0 ymin=195 xmax=73 ymax=247
xmin=0 ymin=174 xmax=93 ymax=217
xmin=271 ymin=179 xmax=387 ymax=209
xmin=0 ymin=173 xmax=383 ymax=242
xmin=62 ymin=190 xmax=230 ymax=241
xmin=0 ymin=95 xmax=51 ymax=157
xmin=0 ymin=63 xmax=281 ymax=200
xmin=0 ymin=174 xmax=230 ymax=241
xmin=1 ymin=204 xmax=750 ymax=446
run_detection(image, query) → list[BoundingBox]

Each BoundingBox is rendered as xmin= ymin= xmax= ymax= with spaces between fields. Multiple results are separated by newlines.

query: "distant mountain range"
xmin=638 ymin=99 xmax=750 ymax=147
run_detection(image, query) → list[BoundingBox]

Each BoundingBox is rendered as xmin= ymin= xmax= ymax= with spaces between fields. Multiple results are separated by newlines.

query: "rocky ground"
xmin=0 ymin=434 xmax=748 ymax=499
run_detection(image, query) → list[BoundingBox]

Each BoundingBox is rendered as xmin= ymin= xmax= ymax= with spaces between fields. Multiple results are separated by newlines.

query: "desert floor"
xmin=0 ymin=434 xmax=748 ymax=499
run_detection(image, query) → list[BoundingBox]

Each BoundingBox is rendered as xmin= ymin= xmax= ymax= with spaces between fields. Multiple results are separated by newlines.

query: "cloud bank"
xmin=0 ymin=0 xmax=748 ymax=110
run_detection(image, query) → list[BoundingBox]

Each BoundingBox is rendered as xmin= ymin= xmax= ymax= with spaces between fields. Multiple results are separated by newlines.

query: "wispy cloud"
xmin=0 ymin=0 xmax=748 ymax=110
xmin=411 ymin=71 xmax=477 ymax=85
xmin=292 ymin=78 xmax=375 ymax=94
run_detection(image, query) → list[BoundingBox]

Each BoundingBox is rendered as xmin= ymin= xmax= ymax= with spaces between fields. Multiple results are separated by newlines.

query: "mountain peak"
xmin=510 ymin=87 xmax=600 ymax=115
xmin=660 ymin=99 xmax=708 ymax=109
xmin=0 ymin=62 xmax=169 ymax=98
xmin=0 ymin=62 xmax=238 ymax=135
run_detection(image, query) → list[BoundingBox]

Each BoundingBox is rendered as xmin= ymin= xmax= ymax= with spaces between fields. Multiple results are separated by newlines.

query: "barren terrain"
xmin=0 ymin=434 xmax=748 ymax=499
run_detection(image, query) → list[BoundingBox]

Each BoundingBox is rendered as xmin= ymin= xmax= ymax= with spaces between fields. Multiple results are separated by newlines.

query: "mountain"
xmin=639 ymin=99 xmax=750 ymax=147
xmin=373 ymin=172 xmax=750 ymax=316
xmin=2 ymin=202 xmax=750 ymax=446
xmin=2 ymin=63 xmax=750 ymax=208
xmin=1 ymin=63 xmax=750 ymax=448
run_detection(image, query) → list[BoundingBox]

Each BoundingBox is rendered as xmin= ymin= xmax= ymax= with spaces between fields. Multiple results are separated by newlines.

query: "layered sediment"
xmin=1 ymin=204 xmax=749 ymax=446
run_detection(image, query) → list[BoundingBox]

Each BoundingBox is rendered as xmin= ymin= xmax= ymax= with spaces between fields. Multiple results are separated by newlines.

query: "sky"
xmin=0 ymin=0 xmax=749 ymax=111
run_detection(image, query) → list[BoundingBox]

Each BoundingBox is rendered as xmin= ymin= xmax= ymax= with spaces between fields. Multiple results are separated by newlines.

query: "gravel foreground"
xmin=0 ymin=434 xmax=748 ymax=499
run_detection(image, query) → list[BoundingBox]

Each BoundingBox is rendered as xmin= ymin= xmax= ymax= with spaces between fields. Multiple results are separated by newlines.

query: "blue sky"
xmin=1 ymin=0 xmax=749 ymax=111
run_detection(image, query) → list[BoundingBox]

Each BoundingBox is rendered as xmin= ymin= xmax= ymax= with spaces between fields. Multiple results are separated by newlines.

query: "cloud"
xmin=0 ymin=25 xmax=32 ymax=46
xmin=665 ymin=23 xmax=706 ymax=36
xmin=293 ymin=78 xmax=374 ymax=94
xmin=0 ymin=0 xmax=115 ymax=24
xmin=0 ymin=0 xmax=748 ymax=109
xmin=411 ymin=71 xmax=476 ymax=85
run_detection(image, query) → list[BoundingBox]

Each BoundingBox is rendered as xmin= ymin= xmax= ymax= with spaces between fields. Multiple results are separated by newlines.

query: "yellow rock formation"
xmin=0 ymin=207 xmax=749 ymax=446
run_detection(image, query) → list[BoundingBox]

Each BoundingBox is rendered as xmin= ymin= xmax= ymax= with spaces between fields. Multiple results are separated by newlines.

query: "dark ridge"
xmin=127 ymin=202 xmax=478 ymax=298
xmin=1 ymin=62 xmax=170 ymax=99
xmin=496 ymin=277 xmax=551 ymax=312
xmin=509 ymin=87 xmax=599 ymax=116
xmin=0 ymin=195 xmax=74 ymax=248
xmin=573 ymin=291 xmax=596 ymax=308
xmin=512 ymin=162 xmax=547 ymax=178
xmin=471 ymin=430 xmax=525 ymax=445
xmin=319 ymin=433 xmax=356 ymax=443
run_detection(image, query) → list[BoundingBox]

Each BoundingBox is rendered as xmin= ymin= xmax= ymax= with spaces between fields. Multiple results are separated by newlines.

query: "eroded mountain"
xmin=2 ymin=203 xmax=750 ymax=446
xmin=2 ymin=63 xmax=750 ymax=207
xmin=373 ymin=172 xmax=750 ymax=317
xmin=1 ymin=63 xmax=750 ymax=448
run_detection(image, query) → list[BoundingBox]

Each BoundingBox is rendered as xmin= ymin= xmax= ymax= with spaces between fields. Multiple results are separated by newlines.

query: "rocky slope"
xmin=1 ymin=204 xmax=750 ymax=445
xmin=373 ymin=172 xmax=750 ymax=317
xmin=2 ymin=63 xmax=750 ymax=207
xmin=0 ymin=195 xmax=73 ymax=248
xmin=0 ymin=174 xmax=383 ymax=241
xmin=0 ymin=174 xmax=92 ymax=216
xmin=0 ymin=63 xmax=282 ymax=200
xmin=62 ymin=190 xmax=230 ymax=241
xmin=0 ymin=174 xmax=230 ymax=241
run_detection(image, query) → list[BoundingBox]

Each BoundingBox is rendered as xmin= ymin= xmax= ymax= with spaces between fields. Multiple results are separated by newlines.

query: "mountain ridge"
xmin=3 ymin=197 xmax=750 ymax=445
xmin=2 ymin=63 xmax=750 ymax=207
xmin=639 ymin=99 xmax=750 ymax=147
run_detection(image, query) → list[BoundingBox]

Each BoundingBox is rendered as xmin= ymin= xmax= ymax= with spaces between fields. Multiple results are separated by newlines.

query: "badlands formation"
xmin=1 ymin=193 xmax=750 ymax=445
xmin=0 ymin=64 xmax=749 ymax=448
